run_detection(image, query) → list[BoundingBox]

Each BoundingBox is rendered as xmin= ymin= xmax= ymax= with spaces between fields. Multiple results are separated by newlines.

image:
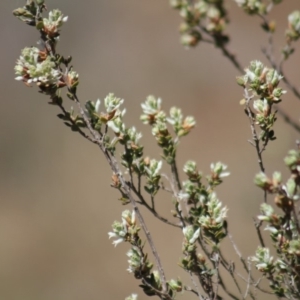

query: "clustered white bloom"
xmin=108 ymin=210 xmax=136 ymax=247
xmin=15 ymin=47 xmax=61 ymax=85
xmin=210 ymin=162 xmax=230 ymax=178
xmin=125 ymin=294 xmax=138 ymax=300
xmin=43 ymin=9 xmax=68 ymax=34
xmin=183 ymin=225 xmax=200 ymax=244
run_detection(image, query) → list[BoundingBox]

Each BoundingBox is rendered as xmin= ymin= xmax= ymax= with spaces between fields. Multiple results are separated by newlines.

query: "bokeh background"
xmin=1 ymin=1 xmax=300 ymax=299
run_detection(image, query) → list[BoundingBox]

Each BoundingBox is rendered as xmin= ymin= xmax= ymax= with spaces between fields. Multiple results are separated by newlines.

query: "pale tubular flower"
xmin=244 ymin=60 xmax=265 ymax=81
xmin=144 ymin=159 xmax=162 ymax=178
xmin=257 ymin=203 xmax=274 ymax=221
xmin=108 ymin=211 xmax=136 ymax=247
xmin=122 ymin=210 xmax=136 ymax=227
xmin=253 ymin=98 xmax=269 ymax=114
xmin=127 ymin=127 xmax=142 ymax=144
xmin=104 ymin=93 xmax=124 ymax=113
xmin=95 ymin=99 xmax=101 ymax=114
xmin=167 ymin=107 xmax=182 ymax=126
xmin=183 ymin=116 xmax=196 ymax=128
xmin=282 ymin=178 xmax=299 ymax=200
xmin=107 ymin=116 xmax=126 ymax=134
xmin=108 ymin=231 xmax=125 ymax=247
xmin=235 ymin=0 xmax=247 ymax=5
xmin=125 ymin=294 xmax=138 ymax=300
xmin=199 ymin=193 xmax=228 ymax=226
xmin=251 ymin=247 xmax=274 ymax=272
xmin=210 ymin=162 xmax=230 ymax=178
xmin=183 ymin=160 xmax=197 ymax=174
xmin=43 ymin=9 xmax=68 ymax=32
xmin=208 ymin=193 xmax=228 ymax=223
xmin=151 ymin=120 xmax=168 ymax=137
xmin=15 ymin=47 xmax=61 ymax=85
xmin=141 ymin=95 xmax=162 ymax=115
xmin=288 ymin=11 xmax=300 ymax=35
xmin=127 ymin=246 xmax=143 ymax=273
xmin=182 ymin=225 xmax=200 ymax=244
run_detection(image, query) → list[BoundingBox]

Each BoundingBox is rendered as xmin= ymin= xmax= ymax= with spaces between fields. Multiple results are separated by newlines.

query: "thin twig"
xmin=227 ymin=233 xmax=269 ymax=297
xmin=219 ymin=250 xmax=244 ymax=298
xmin=189 ymin=272 xmax=205 ymax=300
xmin=151 ymin=195 xmax=155 ymax=210
xmin=244 ymin=259 xmax=252 ymax=299
xmin=57 ymin=103 xmax=96 ymax=144
xmin=130 ymin=183 xmax=181 ymax=228
xmin=171 ymin=160 xmax=182 ymax=191
xmin=253 ymin=217 xmax=265 ymax=248
xmin=213 ymin=254 xmax=220 ymax=300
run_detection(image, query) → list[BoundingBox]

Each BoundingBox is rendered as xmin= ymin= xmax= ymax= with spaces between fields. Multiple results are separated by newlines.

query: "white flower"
xmin=108 ymin=232 xmax=124 ymax=247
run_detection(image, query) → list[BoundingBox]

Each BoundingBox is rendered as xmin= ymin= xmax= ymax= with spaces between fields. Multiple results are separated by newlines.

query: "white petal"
xmin=112 ymin=238 xmax=124 ymax=247
xmin=108 ymin=232 xmax=117 ymax=239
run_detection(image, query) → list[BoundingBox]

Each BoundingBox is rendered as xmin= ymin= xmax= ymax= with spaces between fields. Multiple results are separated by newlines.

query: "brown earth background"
xmin=1 ymin=1 xmax=300 ymax=299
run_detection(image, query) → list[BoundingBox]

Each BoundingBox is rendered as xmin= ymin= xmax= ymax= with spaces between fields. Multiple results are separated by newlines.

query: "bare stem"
xmin=57 ymin=102 xmax=96 ymax=144
xmin=130 ymin=183 xmax=180 ymax=228
xmin=189 ymin=272 xmax=205 ymax=300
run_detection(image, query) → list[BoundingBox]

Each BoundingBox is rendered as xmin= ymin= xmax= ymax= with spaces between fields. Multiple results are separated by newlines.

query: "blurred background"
xmin=1 ymin=1 xmax=300 ymax=299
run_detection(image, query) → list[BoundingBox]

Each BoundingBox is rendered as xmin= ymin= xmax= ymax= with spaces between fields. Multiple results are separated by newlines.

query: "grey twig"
xmin=189 ymin=272 xmax=205 ymax=300
xmin=244 ymin=259 xmax=252 ymax=300
xmin=253 ymin=218 xmax=265 ymax=248
xmin=57 ymin=102 xmax=96 ymax=144
xmin=130 ymin=182 xmax=181 ymax=228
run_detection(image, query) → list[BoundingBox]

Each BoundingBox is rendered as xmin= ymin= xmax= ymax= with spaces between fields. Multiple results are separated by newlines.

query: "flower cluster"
xmin=141 ymin=96 xmax=195 ymax=164
xmin=144 ymin=158 xmax=163 ymax=196
xmin=14 ymin=3 xmax=76 ymax=101
xmin=42 ymin=9 xmax=68 ymax=38
xmin=85 ymin=94 xmax=145 ymax=168
xmin=251 ymin=244 xmax=299 ymax=297
xmin=180 ymin=161 xmax=229 ymax=245
xmin=180 ymin=225 xmax=214 ymax=295
xmin=109 ymin=211 xmax=179 ymax=299
xmin=86 ymin=95 xmax=166 ymax=199
xmin=198 ymin=193 xmax=228 ymax=242
xmin=286 ymin=11 xmax=300 ymax=42
xmin=108 ymin=211 xmax=156 ymax=289
xmin=15 ymin=46 xmax=77 ymax=95
xmin=85 ymin=94 xmax=126 ymax=131
xmin=255 ymin=148 xmax=300 ymax=211
xmin=125 ymin=294 xmax=138 ymax=300
xmin=15 ymin=47 xmax=61 ymax=86
xmin=234 ymin=0 xmax=282 ymax=15
xmin=252 ymin=147 xmax=300 ymax=297
xmin=170 ymin=0 xmax=229 ymax=48
xmin=240 ymin=61 xmax=286 ymax=102
xmin=13 ymin=1 xmax=67 ymax=40
xmin=237 ymin=61 xmax=286 ymax=141
xmin=208 ymin=162 xmax=230 ymax=186
xmin=108 ymin=210 xmax=139 ymax=247
xmin=126 ymin=246 xmax=153 ymax=279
